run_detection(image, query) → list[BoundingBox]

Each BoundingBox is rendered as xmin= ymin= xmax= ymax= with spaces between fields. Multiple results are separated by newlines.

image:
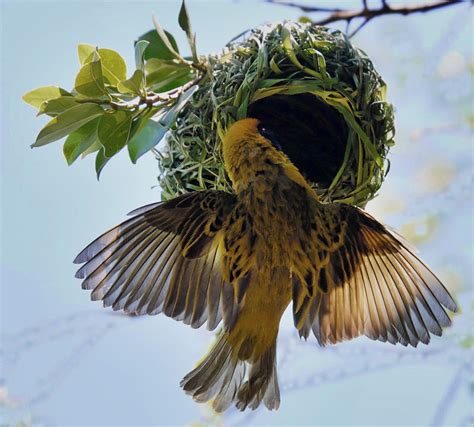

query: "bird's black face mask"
xmin=257 ymin=123 xmax=283 ymax=152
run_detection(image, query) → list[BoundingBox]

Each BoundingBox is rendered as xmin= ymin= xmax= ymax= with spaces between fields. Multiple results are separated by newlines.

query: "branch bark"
xmin=265 ymin=0 xmax=471 ymax=36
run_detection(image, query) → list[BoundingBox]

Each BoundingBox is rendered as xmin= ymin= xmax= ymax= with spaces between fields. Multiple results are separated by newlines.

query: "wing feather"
xmin=207 ymin=247 xmax=225 ymax=331
xmin=125 ymin=234 xmax=179 ymax=313
xmin=298 ymin=204 xmax=457 ymax=347
xmin=74 ymin=191 xmax=237 ymax=331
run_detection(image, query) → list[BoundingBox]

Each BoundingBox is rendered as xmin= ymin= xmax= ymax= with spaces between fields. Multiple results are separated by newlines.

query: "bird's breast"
xmin=239 ymin=173 xmax=313 ymax=267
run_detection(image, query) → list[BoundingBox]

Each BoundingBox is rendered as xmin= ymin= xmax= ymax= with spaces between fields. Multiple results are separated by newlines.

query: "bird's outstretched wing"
xmin=74 ymin=190 xmax=239 ymax=330
xmin=294 ymin=204 xmax=457 ymax=347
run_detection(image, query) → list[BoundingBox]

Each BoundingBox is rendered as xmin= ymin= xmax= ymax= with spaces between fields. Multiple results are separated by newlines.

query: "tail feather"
xmin=236 ymin=342 xmax=280 ymax=411
xmin=180 ymin=332 xmax=280 ymax=412
xmin=212 ymin=361 xmax=246 ymax=412
xmin=264 ymin=364 xmax=280 ymax=409
xmin=181 ymin=335 xmax=232 ymax=402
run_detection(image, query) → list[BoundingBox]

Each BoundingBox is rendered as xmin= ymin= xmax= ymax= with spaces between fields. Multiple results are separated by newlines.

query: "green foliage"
xmin=178 ymin=0 xmax=198 ymax=63
xmin=24 ymin=2 xmax=202 ymax=178
xmin=95 ymin=48 xmax=127 ymax=84
xmin=78 ymin=44 xmax=95 ymax=64
xmin=63 ymin=118 xmax=100 ymax=165
xmin=137 ymin=30 xmax=180 ymax=61
xmin=38 ymin=96 xmax=78 ymax=117
xmin=134 ymin=40 xmax=150 ymax=71
xmin=152 ymin=15 xmax=183 ymax=62
xmin=74 ymin=54 xmax=108 ymax=98
xmin=32 ymin=103 xmax=104 ymax=147
xmin=23 ymin=86 xmax=71 ymax=108
xmin=98 ymin=111 xmax=134 ymax=158
xmin=117 ymin=70 xmax=145 ymax=96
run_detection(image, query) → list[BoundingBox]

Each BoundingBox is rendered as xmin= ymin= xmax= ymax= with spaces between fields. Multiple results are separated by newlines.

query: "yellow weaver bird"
xmin=74 ymin=118 xmax=457 ymax=412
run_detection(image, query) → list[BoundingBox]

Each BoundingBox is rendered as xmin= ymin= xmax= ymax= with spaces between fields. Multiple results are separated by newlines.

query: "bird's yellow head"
xmin=222 ymin=118 xmax=315 ymax=195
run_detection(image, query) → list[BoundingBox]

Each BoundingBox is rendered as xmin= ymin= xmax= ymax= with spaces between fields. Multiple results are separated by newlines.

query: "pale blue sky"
xmin=1 ymin=1 xmax=472 ymax=426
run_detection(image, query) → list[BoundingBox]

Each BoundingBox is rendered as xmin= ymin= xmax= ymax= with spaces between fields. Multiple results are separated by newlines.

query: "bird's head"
xmin=222 ymin=118 xmax=315 ymax=195
xmin=223 ymin=118 xmax=283 ymax=149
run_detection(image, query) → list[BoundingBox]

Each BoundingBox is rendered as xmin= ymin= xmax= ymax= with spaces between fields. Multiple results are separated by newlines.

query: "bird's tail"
xmin=180 ymin=331 xmax=280 ymax=412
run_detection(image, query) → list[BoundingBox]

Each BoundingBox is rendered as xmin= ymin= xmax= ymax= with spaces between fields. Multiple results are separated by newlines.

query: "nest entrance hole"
xmin=248 ymin=93 xmax=348 ymax=188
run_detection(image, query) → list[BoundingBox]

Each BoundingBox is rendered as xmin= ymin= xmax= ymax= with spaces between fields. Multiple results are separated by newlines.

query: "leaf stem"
xmin=74 ymin=72 xmax=204 ymax=114
xmin=140 ymin=74 xmax=204 ymax=106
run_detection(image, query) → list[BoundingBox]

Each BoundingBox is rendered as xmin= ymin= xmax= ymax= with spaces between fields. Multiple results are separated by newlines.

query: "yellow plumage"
xmin=74 ymin=118 xmax=457 ymax=412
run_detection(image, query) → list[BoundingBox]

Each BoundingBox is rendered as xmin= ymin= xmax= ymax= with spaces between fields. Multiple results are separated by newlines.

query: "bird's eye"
xmin=257 ymin=123 xmax=283 ymax=151
xmin=257 ymin=123 xmax=268 ymax=136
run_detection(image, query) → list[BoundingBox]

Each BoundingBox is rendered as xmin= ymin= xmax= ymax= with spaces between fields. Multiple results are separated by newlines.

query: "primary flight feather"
xmin=74 ymin=118 xmax=457 ymax=412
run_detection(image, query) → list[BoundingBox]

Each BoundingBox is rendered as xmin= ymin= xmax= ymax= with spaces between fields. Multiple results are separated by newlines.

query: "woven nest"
xmin=159 ymin=21 xmax=395 ymax=207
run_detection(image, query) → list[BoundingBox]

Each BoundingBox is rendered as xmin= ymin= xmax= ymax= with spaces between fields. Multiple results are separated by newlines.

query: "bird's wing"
xmin=294 ymin=204 xmax=457 ymax=347
xmin=74 ymin=190 xmax=239 ymax=331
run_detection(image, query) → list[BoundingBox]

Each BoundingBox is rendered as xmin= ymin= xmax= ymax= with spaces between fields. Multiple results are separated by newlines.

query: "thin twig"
xmin=75 ymin=97 xmax=134 ymax=111
xmin=266 ymin=3 xmax=344 ymax=13
xmin=264 ymin=0 xmax=470 ymax=29
xmin=141 ymin=74 xmax=204 ymax=106
xmin=75 ymin=74 xmax=204 ymax=114
xmin=349 ymin=17 xmax=372 ymax=37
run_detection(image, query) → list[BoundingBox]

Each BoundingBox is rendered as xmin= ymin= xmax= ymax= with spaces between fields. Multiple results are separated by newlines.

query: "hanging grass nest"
xmin=159 ymin=21 xmax=395 ymax=207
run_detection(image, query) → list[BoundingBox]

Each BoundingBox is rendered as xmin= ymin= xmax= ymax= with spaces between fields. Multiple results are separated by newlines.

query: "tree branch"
xmin=264 ymin=0 xmax=471 ymax=35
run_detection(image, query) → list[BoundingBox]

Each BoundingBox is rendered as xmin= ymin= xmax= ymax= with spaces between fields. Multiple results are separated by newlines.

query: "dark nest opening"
xmin=248 ymin=93 xmax=348 ymax=188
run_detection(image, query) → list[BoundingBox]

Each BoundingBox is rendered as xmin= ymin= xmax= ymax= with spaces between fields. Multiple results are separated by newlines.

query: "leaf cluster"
xmin=23 ymin=1 xmax=202 ymax=178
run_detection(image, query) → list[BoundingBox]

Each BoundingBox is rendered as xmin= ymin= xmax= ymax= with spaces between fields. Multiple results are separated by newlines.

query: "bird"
xmin=73 ymin=117 xmax=457 ymax=412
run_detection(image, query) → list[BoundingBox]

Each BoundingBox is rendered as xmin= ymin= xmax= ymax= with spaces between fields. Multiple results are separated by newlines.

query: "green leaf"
xmin=128 ymin=86 xmax=197 ymax=162
xmin=95 ymin=147 xmax=109 ymax=179
xmin=137 ymin=29 xmax=180 ymax=61
xmin=151 ymin=69 xmax=193 ymax=93
xmin=135 ymin=40 xmax=149 ymax=71
xmin=32 ymin=103 xmax=104 ymax=147
xmin=145 ymin=59 xmax=192 ymax=92
xmin=117 ymin=69 xmax=144 ymax=96
xmin=78 ymin=44 xmax=95 ymax=65
xmin=63 ymin=117 xmax=100 ymax=165
xmin=74 ymin=56 xmax=107 ymax=97
xmin=98 ymin=110 xmax=133 ymax=158
xmin=178 ymin=0 xmax=198 ymax=63
xmin=23 ymin=86 xmax=70 ymax=109
xmin=145 ymin=58 xmax=190 ymax=75
xmin=178 ymin=0 xmax=191 ymax=34
xmin=38 ymin=96 xmax=78 ymax=117
xmin=81 ymin=140 xmax=101 ymax=158
xmin=97 ymin=48 xmax=127 ymax=84
xmin=152 ymin=15 xmax=182 ymax=62
xmin=128 ymin=118 xmax=168 ymax=163
xmin=127 ymin=107 xmax=158 ymax=139
xmin=82 ymin=48 xmax=127 ymax=85
xmin=159 ymin=85 xmax=197 ymax=126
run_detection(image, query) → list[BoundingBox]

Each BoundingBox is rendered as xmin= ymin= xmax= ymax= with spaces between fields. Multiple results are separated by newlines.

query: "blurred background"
xmin=1 ymin=1 xmax=472 ymax=426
